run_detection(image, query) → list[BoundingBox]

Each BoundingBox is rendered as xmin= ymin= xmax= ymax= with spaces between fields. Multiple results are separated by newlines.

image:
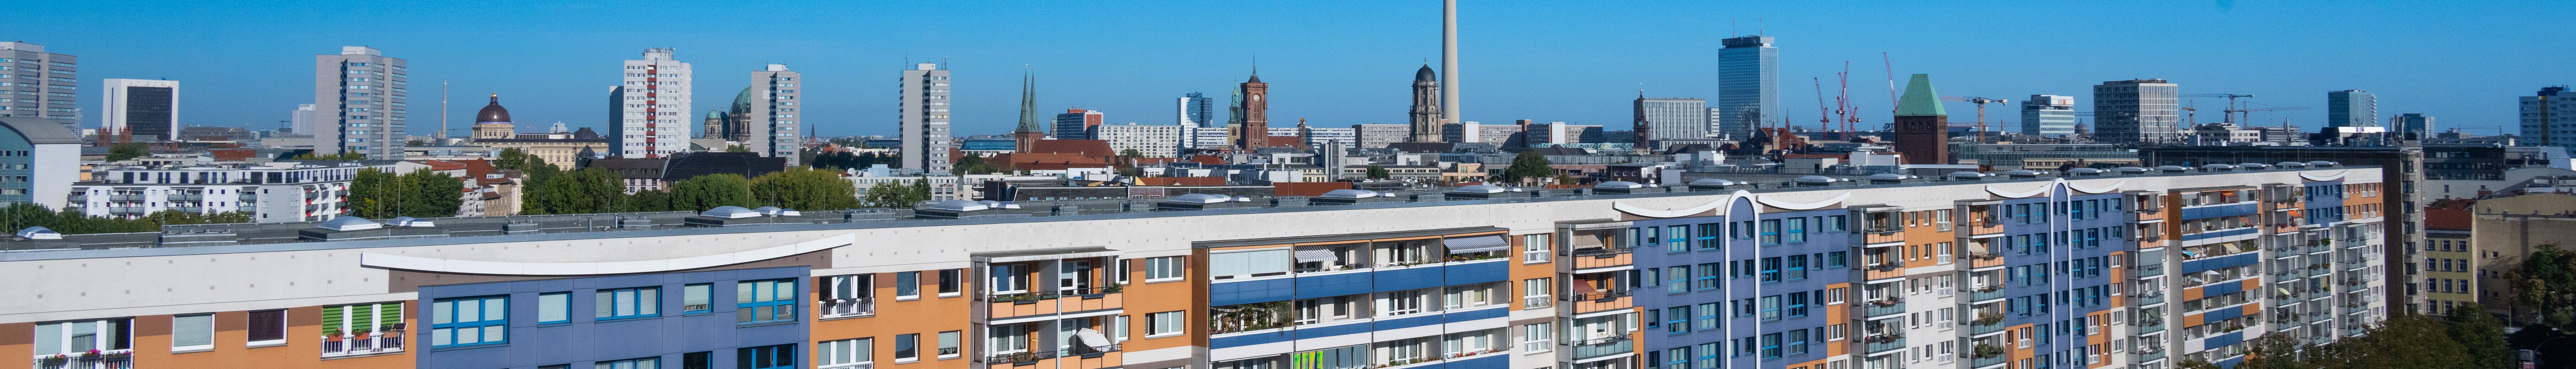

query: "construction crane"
xmin=1943 ymin=96 xmax=2009 ymax=143
xmin=2241 ymin=106 xmax=2310 ymax=133
xmin=2182 ymin=94 xmax=2254 ymax=125
xmin=1814 ymin=78 xmax=1832 ymax=132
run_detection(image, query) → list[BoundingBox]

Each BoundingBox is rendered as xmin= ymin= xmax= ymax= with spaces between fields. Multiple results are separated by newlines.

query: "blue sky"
xmin=23 ymin=0 xmax=2576 ymax=137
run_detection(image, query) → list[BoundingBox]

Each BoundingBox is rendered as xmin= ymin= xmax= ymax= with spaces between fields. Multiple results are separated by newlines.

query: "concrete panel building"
xmin=1634 ymin=97 xmax=1709 ymax=144
xmin=2092 ymin=79 xmax=2180 ymax=143
xmin=0 ymin=116 xmax=79 ymax=208
xmin=610 ymin=48 xmax=691 ymax=158
xmin=1352 ymin=124 xmax=1410 ymax=148
xmin=2326 ymin=90 xmax=2377 ymax=128
xmin=746 ymin=64 xmax=801 ymax=166
xmin=315 ymin=46 xmax=408 ymax=159
xmin=2021 ymin=95 xmax=2076 ymax=137
xmin=901 ymin=63 xmax=954 ymax=173
xmin=1096 ymin=123 xmax=1186 ymax=158
xmin=0 ymin=42 xmax=78 ymax=131
xmin=100 ymin=79 xmax=179 ymax=142
xmin=2520 ymin=87 xmax=2576 ymax=152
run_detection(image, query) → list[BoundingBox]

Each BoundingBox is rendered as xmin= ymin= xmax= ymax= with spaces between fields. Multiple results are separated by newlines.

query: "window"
xmin=539 ymin=292 xmax=572 ymax=323
xmin=818 ymin=338 xmax=874 ymax=368
xmin=1668 ymin=266 xmax=1691 ymax=293
xmin=1522 ymin=323 xmax=1554 ymax=352
xmin=1209 ymin=249 xmax=1291 ymax=279
xmin=1759 ymin=220 xmax=1782 ymax=244
xmin=597 ymin=357 xmax=659 ymax=369
xmin=1147 ymin=311 xmax=1185 ymax=337
xmin=1696 ymin=303 xmax=1721 ymax=330
xmin=1145 ymin=256 xmax=1185 ymax=281
xmin=738 ymin=279 xmax=798 ymax=324
xmin=432 ymin=297 xmax=506 ymax=347
xmin=1696 ymin=223 xmax=1723 ymax=250
xmin=683 ymin=351 xmax=712 ymax=369
xmin=1784 ymin=218 xmax=1807 ymax=243
xmin=1696 ymin=263 xmax=1721 ymax=290
xmin=1826 ymin=215 xmax=1848 ymax=232
xmin=172 ymin=314 xmax=214 ymax=352
xmin=939 ymin=270 xmax=963 ymax=296
xmin=683 ymin=283 xmax=712 ymax=313
xmin=1523 ymin=234 xmax=1553 ymax=263
xmin=1523 ymin=278 xmax=1554 ymax=308
xmin=33 ymin=319 xmax=131 ymax=356
xmin=896 ymin=272 xmax=921 ymax=299
xmin=1760 ymin=257 xmax=1782 ymax=283
xmin=1114 ymin=316 xmax=1131 ymax=341
xmin=896 ymin=333 xmax=920 ymax=362
xmin=939 ymin=331 xmax=962 ymax=359
xmin=1827 ymin=251 xmax=1848 ymax=269
xmin=739 ymin=344 xmax=797 ymax=369
xmin=597 ymin=287 xmax=662 ymax=320
xmin=990 ymin=264 xmax=1031 ymax=293
xmin=1761 ymin=333 xmax=1783 ymax=359
xmin=246 ymin=309 xmax=287 ymax=346
xmin=1786 ymin=255 xmax=1808 ymax=281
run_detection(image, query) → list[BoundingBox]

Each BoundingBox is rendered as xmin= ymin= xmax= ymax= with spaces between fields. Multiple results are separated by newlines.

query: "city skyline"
xmin=17 ymin=1 xmax=2576 ymax=138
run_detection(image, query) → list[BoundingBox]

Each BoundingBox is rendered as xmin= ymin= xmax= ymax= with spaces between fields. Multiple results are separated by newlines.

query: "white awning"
xmin=1295 ymin=249 xmax=1339 ymax=262
xmin=1966 ymin=241 xmax=1989 ymax=255
xmin=1445 ymin=235 xmax=1509 ymax=254
xmin=1074 ymin=328 xmax=1114 ymax=350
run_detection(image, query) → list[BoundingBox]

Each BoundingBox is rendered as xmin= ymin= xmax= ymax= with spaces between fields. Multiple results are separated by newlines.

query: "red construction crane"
xmin=1814 ymin=78 xmax=1831 ymax=132
xmin=1943 ymin=96 xmax=2009 ymax=143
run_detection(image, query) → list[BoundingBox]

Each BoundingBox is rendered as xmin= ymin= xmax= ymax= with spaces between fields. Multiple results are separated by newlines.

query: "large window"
xmin=598 ymin=287 xmax=662 ymax=320
xmin=895 ymin=333 xmax=920 ymax=362
xmin=246 ymin=309 xmax=286 ymax=346
xmin=34 ymin=318 xmax=132 ymax=356
xmin=432 ymin=297 xmax=505 ymax=347
xmin=1145 ymin=256 xmax=1186 ymax=281
xmin=683 ymin=284 xmax=713 ymax=313
xmin=1522 ymin=323 xmax=1554 ymax=352
xmin=1523 ymin=278 xmax=1553 ymax=308
xmin=822 ymin=275 xmax=872 ymax=317
xmin=938 ymin=270 xmax=963 ymax=296
xmin=1758 ymin=220 xmax=1781 ymax=245
xmin=939 ymin=330 xmax=962 ymax=359
xmin=1211 ymin=249 xmax=1294 ymax=279
xmin=538 ymin=292 xmax=571 ymax=324
xmin=896 ymin=272 xmax=921 ymax=299
xmin=1147 ymin=311 xmax=1185 ymax=337
xmin=990 ymin=264 xmax=1031 ymax=293
xmin=597 ymin=357 xmax=659 ymax=369
xmin=817 ymin=338 xmax=873 ymax=369
xmin=171 ymin=314 xmax=213 ymax=352
xmin=739 ymin=344 xmax=797 ymax=369
xmin=1523 ymin=234 xmax=1553 ymax=263
xmin=738 ymin=279 xmax=797 ymax=324
xmin=327 ymin=301 xmax=405 ymax=343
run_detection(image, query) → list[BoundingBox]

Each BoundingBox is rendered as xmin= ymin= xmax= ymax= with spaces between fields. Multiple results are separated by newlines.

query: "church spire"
xmin=1015 ymin=67 xmax=1042 ymax=134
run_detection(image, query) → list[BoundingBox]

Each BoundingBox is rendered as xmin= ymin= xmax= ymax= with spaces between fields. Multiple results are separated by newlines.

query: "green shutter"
xmin=377 ymin=303 xmax=404 ymax=330
xmin=320 ymin=305 xmax=345 ymax=334
xmin=349 ymin=305 xmax=373 ymax=331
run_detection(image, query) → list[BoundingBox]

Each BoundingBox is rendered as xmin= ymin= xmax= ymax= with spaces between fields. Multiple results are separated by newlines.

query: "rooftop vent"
xmin=753 ymin=206 xmax=802 ymax=217
xmin=1864 ymin=173 xmax=1913 ymax=184
xmin=14 ymin=226 xmax=61 ymax=240
xmin=2236 ymin=163 xmax=2272 ymax=170
xmin=2003 ymin=169 xmax=2045 ymax=179
xmin=1792 ymin=176 xmax=1841 ymax=187
xmin=2067 ymin=168 xmax=2106 ymax=176
xmin=1160 ymin=193 xmax=1264 ymax=211
xmin=1593 ymin=181 xmax=1645 ymax=190
xmin=924 ymin=200 xmax=988 ymax=212
xmin=1312 ymin=189 xmax=1402 ymax=205
xmin=317 ymin=216 xmax=382 ymax=231
xmin=1451 ymin=185 xmax=1506 ymax=194
xmin=2153 ymin=165 xmax=2193 ymax=174
xmin=2200 ymin=163 xmax=2236 ymax=172
xmin=2276 ymin=161 xmax=2309 ymax=168
xmin=2307 ymin=161 xmax=2339 ymax=167
xmin=1947 ymin=171 xmax=1992 ymax=181
xmin=386 ymin=217 xmax=436 ymax=227
xmin=1320 ymin=189 xmax=1379 ymax=199
xmin=701 ymin=206 xmax=761 ymax=219
xmin=2113 ymin=166 xmax=2151 ymax=174
xmin=1169 ymin=193 xmax=1232 ymax=203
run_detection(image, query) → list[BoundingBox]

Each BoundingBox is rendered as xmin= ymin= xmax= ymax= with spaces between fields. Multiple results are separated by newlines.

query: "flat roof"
xmin=1194 ymin=227 xmax=1506 ymax=249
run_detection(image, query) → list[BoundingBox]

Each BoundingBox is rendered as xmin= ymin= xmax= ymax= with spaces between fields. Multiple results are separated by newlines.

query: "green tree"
xmin=750 ymin=168 xmax=862 ymax=210
xmin=861 ymin=177 xmax=932 ymax=208
xmin=726 ymin=144 xmax=750 ymax=152
xmin=2317 ymin=315 xmax=2469 ymax=369
xmin=2447 ymin=310 xmax=2515 ymax=369
xmin=496 ymin=148 xmax=530 ymax=171
xmin=668 ymin=174 xmax=756 ymax=211
xmin=104 ymin=142 xmax=149 ymax=161
xmin=398 ymin=168 xmax=464 ymax=218
xmin=953 ymin=154 xmax=1001 ymax=174
xmin=1121 ymin=149 xmax=1143 ymax=158
xmin=1364 ymin=165 xmax=1391 ymax=179
xmin=623 ymin=190 xmax=673 ymax=212
xmin=1499 ymin=151 xmax=1554 ymax=185
xmin=527 ymin=168 xmax=624 ymax=214
xmin=345 ymin=168 xmax=404 ymax=219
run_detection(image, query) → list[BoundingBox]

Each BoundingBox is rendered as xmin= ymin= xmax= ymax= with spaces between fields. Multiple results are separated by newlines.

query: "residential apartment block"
xmin=315 ymin=46 xmax=408 ymax=159
xmin=65 ymin=160 xmax=393 ymax=222
xmin=0 ymin=164 xmax=2385 ymax=369
xmin=611 ymin=48 xmax=691 ymax=158
xmin=0 ymin=42 xmax=79 ymax=131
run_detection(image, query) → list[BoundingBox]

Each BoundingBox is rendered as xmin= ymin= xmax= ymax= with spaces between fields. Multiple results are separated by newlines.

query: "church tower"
xmin=1234 ymin=72 xmax=1271 ymax=150
xmin=1409 ymin=65 xmax=1444 ymax=142
xmin=1013 ymin=70 xmax=1045 ymax=152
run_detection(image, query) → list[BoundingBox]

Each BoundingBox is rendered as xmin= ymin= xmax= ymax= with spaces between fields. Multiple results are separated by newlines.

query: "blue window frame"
xmin=1785 ymin=329 xmax=1809 ymax=356
xmin=1696 ymin=343 xmax=1722 ymax=369
xmin=1760 ymin=333 xmax=1782 ymax=359
xmin=1826 ymin=251 xmax=1848 ymax=269
xmin=1667 ymin=266 xmax=1690 ymax=294
xmin=1695 ymin=263 xmax=1721 ymax=291
xmin=2014 ymin=204 xmax=2030 ymax=224
xmin=1666 ymin=225 xmax=1691 ymax=253
xmin=1696 ymin=303 xmax=1721 ymax=330
xmin=739 ymin=344 xmax=797 ymax=369
xmin=1664 ymin=348 xmax=1689 ymax=369
xmin=596 ymin=286 xmax=661 ymax=320
xmin=1758 ymin=220 xmax=1781 ymax=245
xmin=1667 ymin=306 xmax=1690 ymax=333
xmin=1826 ymin=215 xmax=1848 ymax=232
xmin=737 ymin=279 xmax=798 ymax=324
xmin=597 ymin=357 xmax=659 ymax=369
xmin=537 ymin=292 xmax=571 ymax=324
xmin=430 ymin=296 xmax=507 ymax=347
xmin=1785 ymin=291 xmax=1809 ymax=318
xmin=1645 ymin=308 xmax=1661 ymax=329
xmin=1785 ymin=255 xmax=1807 ymax=281
xmin=2033 ymin=233 xmax=2049 ymax=253
xmin=1759 ymin=257 xmax=1782 ymax=283
xmin=1638 ymin=227 xmax=1662 ymax=249
xmin=1783 ymin=218 xmax=1806 ymax=243
xmin=1759 ymin=295 xmax=1781 ymax=321
xmin=1694 ymin=224 xmax=1722 ymax=250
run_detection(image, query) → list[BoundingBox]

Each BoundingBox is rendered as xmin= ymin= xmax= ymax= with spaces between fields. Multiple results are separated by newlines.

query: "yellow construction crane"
xmin=1943 ymin=96 xmax=2009 ymax=143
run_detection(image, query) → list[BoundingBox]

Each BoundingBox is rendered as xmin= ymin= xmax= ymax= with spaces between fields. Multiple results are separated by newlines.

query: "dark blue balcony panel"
xmin=2200 ymin=279 xmax=2246 ymax=296
xmin=2181 ymin=227 xmax=2258 ymax=242
xmin=2204 ymin=331 xmax=2244 ymax=349
xmin=1293 ymin=321 xmax=1375 ymax=340
xmin=2201 ymin=305 xmax=2247 ymax=323
xmin=1377 ymin=313 xmax=1448 ymax=331
xmin=1444 ymin=307 xmax=1509 ymax=323
xmin=2180 ymin=203 xmax=2258 ymax=221
xmin=2219 ymin=356 xmax=2245 ymax=369
xmin=1447 ymin=353 xmax=1509 ymax=369
xmin=1444 ymin=260 xmax=1509 ymax=285
xmin=1210 ymin=278 xmax=1297 ymax=306
xmin=1210 ymin=329 xmax=1295 ymax=349
xmin=1375 ymin=266 xmax=1448 ymax=292
xmin=1295 ymin=272 xmax=1375 ymax=300
xmin=2181 ymin=253 xmax=2260 ymax=274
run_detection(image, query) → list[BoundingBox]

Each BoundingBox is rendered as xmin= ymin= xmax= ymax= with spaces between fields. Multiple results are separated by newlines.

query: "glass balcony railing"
xmin=1570 ymin=336 xmax=1634 ymax=360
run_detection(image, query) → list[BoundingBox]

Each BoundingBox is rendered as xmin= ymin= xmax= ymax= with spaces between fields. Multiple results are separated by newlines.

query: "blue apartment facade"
xmin=415 ymin=266 xmax=812 ymax=369
xmin=1633 ymin=200 xmax=1854 ymax=369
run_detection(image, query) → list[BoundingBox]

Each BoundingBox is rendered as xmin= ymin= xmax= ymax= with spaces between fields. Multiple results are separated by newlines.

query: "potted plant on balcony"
xmin=1974 ymin=313 xmax=2005 ymax=326
xmin=1976 ymin=286 xmax=2003 ymax=293
xmin=79 ymin=349 xmax=100 ymax=361
xmin=1973 ymin=344 xmax=2006 ymax=359
xmin=37 ymin=353 xmax=67 ymax=365
xmin=1103 ymin=283 xmax=1124 ymax=294
xmin=324 ymin=327 xmax=344 ymax=341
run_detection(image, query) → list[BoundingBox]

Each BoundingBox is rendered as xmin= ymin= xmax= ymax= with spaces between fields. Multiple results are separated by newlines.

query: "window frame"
xmin=938 ymin=269 xmax=963 ymax=297
xmin=1144 ymin=256 xmax=1185 ymax=282
xmin=737 ymin=279 xmax=798 ymax=325
xmin=894 ymin=333 xmax=920 ymax=362
xmin=1523 ymin=234 xmax=1553 ymax=263
xmin=1146 ymin=311 xmax=1186 ymax=337
xmin=595 ymin=286 xmax=663 ymax=320
xmin=431 ymin=296 xmax=507 ymax=347
xmin=245 ymin=309 xmax=288 ymax=347
xmin=896 ymin=272 xmax=922 ymax=300
xmin=170 ymin=313 xmax=214 ymax=352
xmin=538 ymin=292 xmax=572 ymax=324
xmin=682 ymin=283 xmax=713 ymax=313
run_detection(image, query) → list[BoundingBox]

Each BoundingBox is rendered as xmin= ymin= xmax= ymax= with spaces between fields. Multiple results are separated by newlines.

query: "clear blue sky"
xmin=24 ymin=0 xmax=2576 ymax=137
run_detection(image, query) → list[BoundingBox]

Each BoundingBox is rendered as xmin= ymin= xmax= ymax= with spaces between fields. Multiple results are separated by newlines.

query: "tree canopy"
xmin=1500 ymin=151 xmax=1553 ymax=185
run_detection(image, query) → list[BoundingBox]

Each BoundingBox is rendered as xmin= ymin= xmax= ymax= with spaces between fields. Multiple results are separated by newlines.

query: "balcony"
xmin=1567 ymin=247 xmax=1633 ymax=272
xmin=988 ymin=286 xmax=1125 ymax=320
xmin=1971 ymin=353 xmax=2008 ymax=368
xmin=2136 ymin=265 xmax=2165 ymax=277
xmin=1970 ymin=320 xmax=2006 ymax=336
xmin=2132 ymin=292 xmax=2165 ymax=306
xmin=989 ymin=345 xmax=1122 ymax=369
xmin=1864 ymin=230 xmax=1906 ymax=245
xmin=1567 ymin=290 xmax=1633 ymax=314
xmin=169 ymin=194 xmax=204 ymax=201
xmin=1969 ymin=253 xmax=2005 ymax=269
xmin=2133 ymin=348 xmax=2167 ymax=363
xmin=1860 ymin=335 xmax=1907 ymax=354
xmin=108 ymin=195 xmax=145 ymax=201
xmin=320 ymin=329 xmax=406 ymax=358
xmin=2135 ymin=318 xmax=2165 ymax=334
xmin=1569 ymin=336 xmax=1635 ymax=360
xmin=29 ymin=350 xmax=132 ymax=369
xmin=1862 ymin=300 xmax=1906 ymax=318
xmin=1968 ymin=219 xmax=2005 ymax=236
xmin=1968 ymin=287 xmax=2008 ymax=302
xmin=1864 ymin=263 xmax=1905 ymax=281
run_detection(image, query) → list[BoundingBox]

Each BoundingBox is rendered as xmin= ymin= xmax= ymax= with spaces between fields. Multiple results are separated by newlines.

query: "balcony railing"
xmin=1058 ymin=344 xmax=1121 ymax=358
xmin=1863 ymin=301 xmax=1906 ymax=318
xmin=2132 ymin=292 xmax=2165 ymax=306
xmin=989 ymin=350 xmax=1059 ymax=366
xmin=1569 ymin=246 xmax=1632 ymax=258
xmin=1971 ymin=321 xmax=2005 ymax=335
xmin=1861 ymin=335 xmax=1907 ymax=354
xmin=1972 ymin=353 xmax=2008 ymax=368
xmin=29 ymin=350 xmax=132 ymax=369
xmin=1968 ymin=287 xmax=2008 ymax=302
xmin=320 ymin=330 xmax=406 ymax=357
xmin=1569 ymin=336 xmax=1634 ymax=360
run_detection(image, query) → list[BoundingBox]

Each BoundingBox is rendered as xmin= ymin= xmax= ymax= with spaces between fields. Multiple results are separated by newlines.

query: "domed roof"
xmin=701 ymin=206 xmax=760 ymax=218
xmin=2067 ymin=168 xmax=2105 ymax=174
xmin=475 ymin=94 xmax=511 ymax=123
xmin=1793 ymin=175 xmax=1836 ymax=183
xmin=925 ymin=200 xmax=989 ymax=211
xmin=1451 ymin=185 xmax=1506 ymax=194
xmin=1865 ymin=173 xmax=1909 ymax=180
xmin=317 ymin=216 xmax=382 ymax=231
xmin=1595 ymin=181 xmax=1645 ymax=189
xmin=2004 ymin=169 xmax=2043 ymax=176
xmin=2236 ymin=163 xmax=2272 ymax=169
xmin=1415 ymin=65 xmax=1437 ymax=82
xmin=731 ymin=87 xmax=756 ymax=114
xmin=1689 ymin=178 xmax=1737 ymax=186
xmin=1320 ymin=189 xmax=1377 ymax=198
xmin=2276 ymin=161 xmax=2309 ymax=168
xmin=1948 ymin=171 xmax=1990 ymax=178
xmin=1169 ymin=193 xmax=1232 ymax=203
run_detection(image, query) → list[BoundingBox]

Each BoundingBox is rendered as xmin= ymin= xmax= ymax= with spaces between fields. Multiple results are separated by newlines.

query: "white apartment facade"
xmin=612 ymin=48 xmax=691 ymax=158
xmin=68 ymin=161 xmax=394 ymax=222
xmin=1096 ymin=124 xmax=1186 ymax=158
xmin=900 ymin=63 xmax=954 ymax=173
xmin=748 ymin=64 xmax=801 ymax=165
xmin=314 ymin=46 xmax=408 ymax=159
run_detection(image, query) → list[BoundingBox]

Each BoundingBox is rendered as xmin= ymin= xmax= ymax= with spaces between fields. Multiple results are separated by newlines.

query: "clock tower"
xmin=1891 ymin=74 xmax=1951 ymax=165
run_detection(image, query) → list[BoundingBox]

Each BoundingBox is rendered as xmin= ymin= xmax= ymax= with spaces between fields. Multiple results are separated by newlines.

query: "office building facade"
xmin=744 ymin=64 xmax=801 ymax=165
xmin=2021 ymin=95 xmax=2076 ymax=137
xmin=0 ymin=166 xmax=2386 ymax=369
xmin=2392 ymin=114 xmax=2432 ymax=137
xmin=2091 ymin=79 xmax=2179 ymax=144
xmin=315 ymin=46 xmax=408 ymax=159
xmin=100 ymin=79 xmax=179 ymax=142
xmin=901 ymin=63 xmax=954 ymax=173
xmin=2325 ymin=90 xmax=2376 ymax=129
xmin=610 ymin=48 xmax=691 ymax=158
xmin=0 ymin=42 xmax=78 ymax=131
xmin=0 ymin=116 xmax=79 ymax=208
xmin=1636 ymin=98 xmax=1710 ymax=143
xmin=1180 ymin=93 xmax=1215 ymax=128
xmin=1717 ymin=36 xmax=1777 ymax=139
xmin=2520 ymin=87 xmax=2576 ymax=151
xmin=1096 ymin=124 xmax=1186 ymax=158
xmin=1353 ymin=124 xmax=1410 ymax=149
xmin=1057 ymin=109 xmax=1105 ymax=140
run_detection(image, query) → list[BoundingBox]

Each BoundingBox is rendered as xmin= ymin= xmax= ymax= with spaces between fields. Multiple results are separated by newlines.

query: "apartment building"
xmin=0 ymin=164 xmax=2384 ymax=369
xmin=64 ymin=160 xmax=394 ymax=222
xmin=611 ymin=48 xmax=691 ymax=158
xmin=315 ymin=46 xmax=407 ymax=159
